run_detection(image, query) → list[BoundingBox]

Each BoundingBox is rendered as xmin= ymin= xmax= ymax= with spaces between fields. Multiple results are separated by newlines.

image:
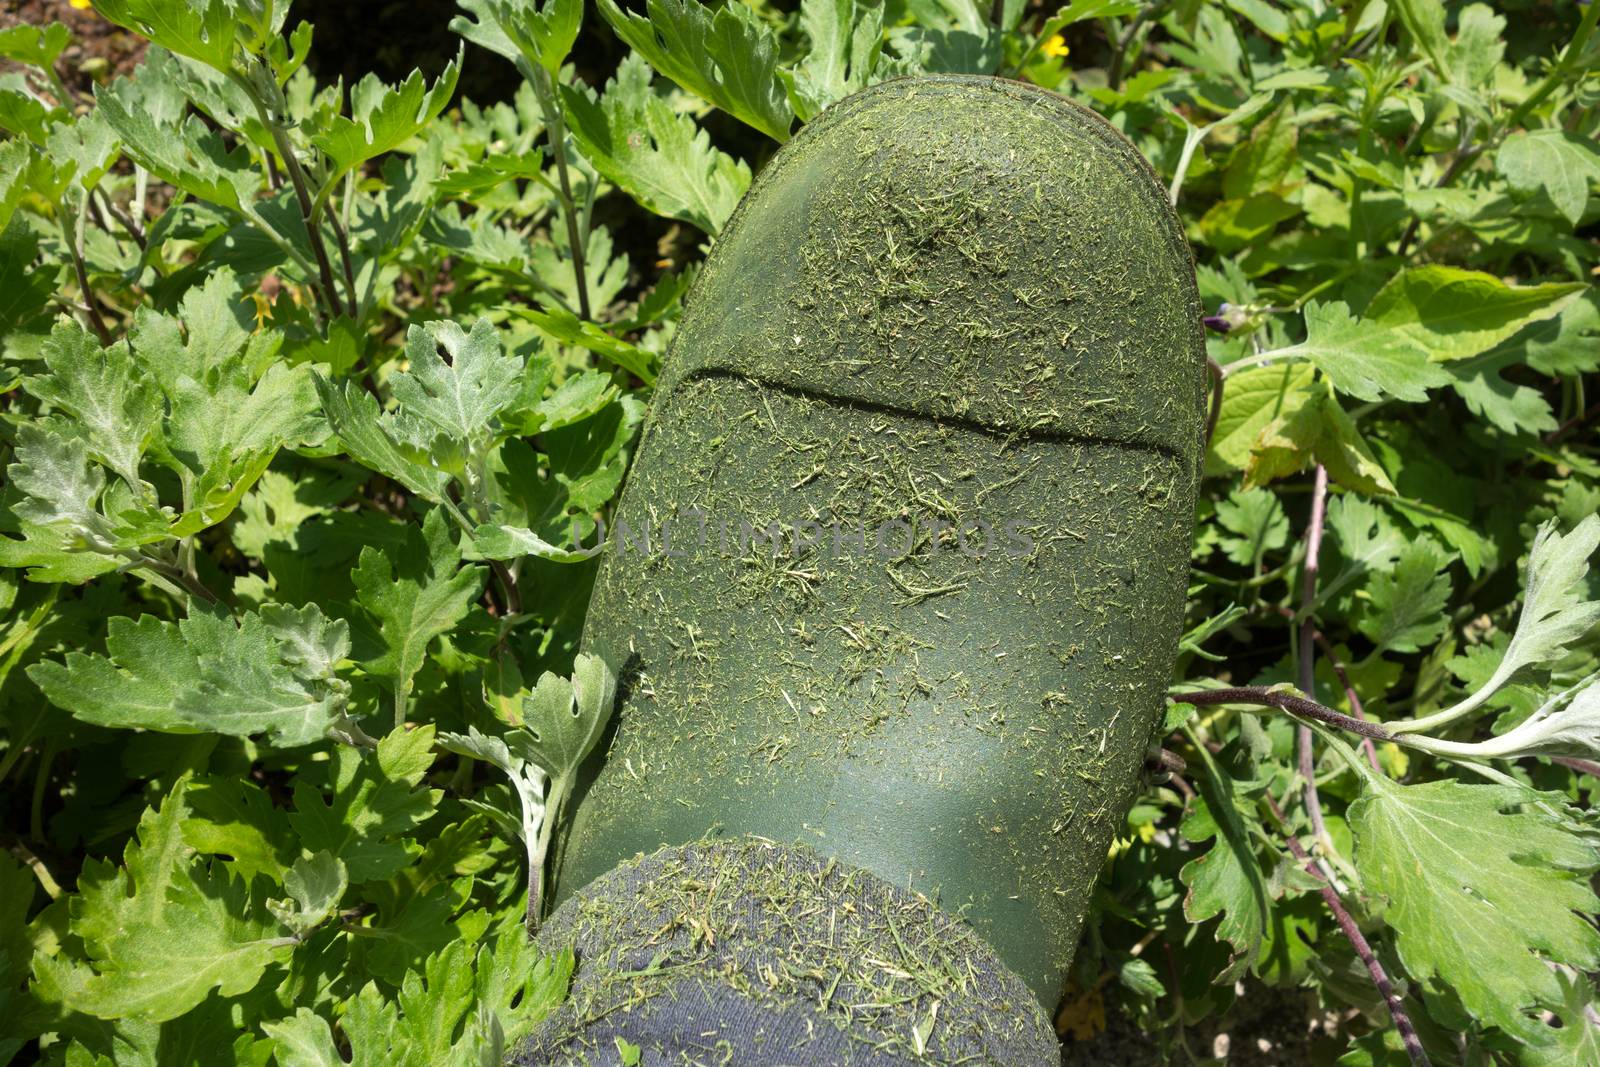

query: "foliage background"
xmin=1 ymin=0 xmax=1599 ymax=1064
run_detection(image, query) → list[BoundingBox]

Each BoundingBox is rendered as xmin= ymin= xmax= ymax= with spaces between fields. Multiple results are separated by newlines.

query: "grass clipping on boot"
xmin=515 ymin=838 xmax=1059 ymax=1066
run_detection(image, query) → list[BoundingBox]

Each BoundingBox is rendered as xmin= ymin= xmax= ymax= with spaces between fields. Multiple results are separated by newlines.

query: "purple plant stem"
xmin=1266 ymin=795 xmax=1430 ymax=1066
xmin=1310 ymin=627 xmax=1384 ymax=772
xmin=1204 ymin=357 xmax=1224 ymax=447
xmin=1298 ymin=466 xmax=1333 ymax=851
xmin=1554 ymin=755 xmax=1600 ymax=778
xmin=1174 ymin=686 xmax=1392 ymax=740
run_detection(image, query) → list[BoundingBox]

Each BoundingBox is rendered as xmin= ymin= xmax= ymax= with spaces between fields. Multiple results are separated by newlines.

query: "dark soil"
xmin=1 ymin=0 xmax=147 ymax=100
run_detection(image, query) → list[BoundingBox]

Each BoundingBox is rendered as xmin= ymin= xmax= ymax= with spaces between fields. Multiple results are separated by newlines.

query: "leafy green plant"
xmin=0 ymin=0 xmax=1598 ymax=1064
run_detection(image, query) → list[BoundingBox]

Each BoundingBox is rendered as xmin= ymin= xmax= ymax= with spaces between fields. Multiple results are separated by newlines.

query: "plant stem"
xmin=95 ymin=188 xmax=148 ymax=250
xmin=324 ymin=200 xmax=360 ymax=319
xmin=232 ymin=66 xmax=345 ymax=323
xmin=1203 ymin=357 xmax=1223 ymax=447
xmin=1505 ymin=0 xmax=1600 ymax=131
xmin=1108 ymin=6 xmax=1161 ymax=92
xmin=1168 ymin=121 xmax=1211 ymax=206
xmin=135 ymin=555 xmax=220 ymax=605
xmin=1394 ymin=124 xmax=1479 ymax=259
xmin=60 ymin=196 xmax=114 ymax=346
xmin=1172 ymin=686 xmax=1393 ymax=741
xmin=527 ymin=63 xmax=591 ymax=321
xmin=7 ymin=839 xmax=63 ymax=900
xmin=1219 ymin=346 xmax=1291 ymax=378
xmin=1303 ymin=621 xmax=1383 ymax=772
xmin=1546 ymin=400 xmax=1600 ymax=445
xmin=1265 ymin=794 xmax=1430 ymax=1067
xmin=269 ymin=121 xmax=345 ymax=322
xmin=527 ymin=773 xmax=569 ymax=933
xmin=29 ymin=739 xmax=57 ymax=842
xmin=1554 ymin=755 xmax=1600 ymax=778
xmin=1296 ymin=466 xmax=1334 ymax=860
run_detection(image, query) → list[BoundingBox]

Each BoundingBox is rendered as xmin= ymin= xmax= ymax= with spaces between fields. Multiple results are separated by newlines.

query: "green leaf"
xmin=1222 ymin=101 xmax=1297 ymax=200
xmin=472 ymin=0 xmax=584 ymax=74
xmin=46 ymin=110 xmax=122 ymax=193
xmin=0 ymin=82 xmax=60 ymax=146
xmin=181 ymin=777 xmax=297 ymax=883
xmin=353 ymin=508 xmax=485 ymax=724
xmin=266 ymin=930 xmax=571 ymax=1064
xmin=541 ymin=394 xmax=645 ymax=513
xmin=0 ymin=217 xmax=54 ymax=334
xmin=390 ymin=318 xmax=523 ymax=448
xmin=512 ymin=305 xmax=657 ymax=383
xmin=1319 ymin=496 xmax=1408 ymax=607
xmin=314 ymin=375 xmax=454 ymax=503
xmin=1213 ymin=486 xmax=1288 ymax=567
xmin=1276 ymin=301 xmax=1453 ymax=403
xmin=888 ymin=0 xmax=1002 ymax=76
xmin=451 ymin=0 xmax=521 ymax=63
xmin=1208 ymin=362 xmax=1315 ymax=475
xmin=1390 ymin=0 xmax=1450 ymax=77
xmin=0 ymin=851 xmax=35 ymax=990
xmin=28 ymin=603 xmax=355 ymax=745
xmin=520 ymin=652 xmax=617 ymax=792
xmin=1179 ymin=739 xmax=1269 ymax=982
xmin=473 ymin=523 xmax=604 ymax=563
xmin=1497 ymin=129 xmax=1600 ymax=227
xmin=312 ymin=58 xmax=461 ymax=181
xmin=528 ymin=221 xmax=631 ymax=314
xmin=533 ymin=369 xmax=619 ymax=433
xmin=1364 ymin=267 xmax=1585 ymax=364
xmin=1358 ymin=539 xmax=1453 ymax=654
xmin=31 ymin=779 xmax=292 ymax=1022
xmin=93 ymin=0 xmax=237 ymax=73
xmin=0 ymin=424 xmax=166 ymax=583
xmin=267 ymin=852 xmax=348 ymax=936
xmin=1523 ymin=973 xmax=1600 ymax=1067
xmin=1459 ymin=675 xmax=1600 ymax=762
xmin=782 ymin=0 xmax=889 ymax=121
xmin=1446 ymin=347 xmax=1560 ymax=436
xmin=1197 ymin=193 xmax=1302 ymax=253
xmin=0 ymin=21 xmax=71 ymax=70
xmin=515 ymin=0 xmax=585 ymax=72
xmin=1522 ymin=290 xmax=1600 ymax=377
xmin=360 ymin=876 xmax=479 ymax=986
xmin=3 ymin=424 xmax=123 ymax=555
xmin=1444 ymin=3 xmax=1506 ymax=89
xmin=437 ymin=725 xmax=546 ymax=859
xmin=261 ymin=1009 xmax=342 ymax=1067
xmin=24 ymin=322 xmax=161 ymax=490
xmin=128 ymin=267 xmax=262 ymax=394
xmin=595 ymin=0 xmax=794 ymax=142
xmin=287 ymin=725 xmax=441 ymax=884
xmin=562 ymin=54 xmax=751 ymax=235
xmin=96 ymin=83 xmax=260 ymax=211
xmin=1439 ymin=516 xmax=1600 ymax=720
xmin=1350 ymin=777 xmax=1600 ymax=1043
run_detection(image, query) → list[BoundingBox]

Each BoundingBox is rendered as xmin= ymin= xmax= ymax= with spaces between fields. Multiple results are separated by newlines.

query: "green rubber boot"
xmin=555 ymin=74 xmax=1205 ymax=1007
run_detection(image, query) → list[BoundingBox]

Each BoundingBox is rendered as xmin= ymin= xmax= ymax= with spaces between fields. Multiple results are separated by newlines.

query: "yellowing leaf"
xmin=1207 ymin=362 xmax=1315 ymax=476
xmin=1245 ymin=381 xmax=1395 ymax=495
